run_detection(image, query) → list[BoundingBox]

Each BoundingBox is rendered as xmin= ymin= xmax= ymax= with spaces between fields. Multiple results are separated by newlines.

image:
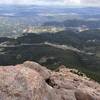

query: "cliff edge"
xmin=0 ymin=61 xmax=100 ymax=100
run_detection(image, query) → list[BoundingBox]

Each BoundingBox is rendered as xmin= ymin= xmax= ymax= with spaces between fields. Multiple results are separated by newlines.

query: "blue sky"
xmin=0 ymin=0 xmax=100 ymax=6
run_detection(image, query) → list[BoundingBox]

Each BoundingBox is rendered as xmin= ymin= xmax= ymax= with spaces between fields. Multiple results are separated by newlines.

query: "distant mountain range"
xmin=0 ymin=5 xmax=100 ymax=17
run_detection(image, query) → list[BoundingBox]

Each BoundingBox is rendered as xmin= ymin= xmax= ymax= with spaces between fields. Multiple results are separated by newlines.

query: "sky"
xmin=0 ymin=0 xmax=100 ymax=7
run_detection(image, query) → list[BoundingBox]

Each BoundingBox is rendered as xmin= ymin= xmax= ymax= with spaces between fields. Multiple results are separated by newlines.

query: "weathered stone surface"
xmin=23 ymin=61 xmax=51 ymax=80
xmin=75 ymin=90 xmax=95 ymax=100
xmin=0 ymin=64 xmax=60 ymax=100
xmin=49 ymin=66 xmax=100 ymax=100
xmin=0 ymin=61 xmax=100 ymax=100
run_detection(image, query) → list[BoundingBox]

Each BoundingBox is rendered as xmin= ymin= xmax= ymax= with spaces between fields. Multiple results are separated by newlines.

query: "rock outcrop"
xmin=23 ymin=61 xmax=51 ymax=80
xmin=0 ymin=61 xmax=100 ymax=100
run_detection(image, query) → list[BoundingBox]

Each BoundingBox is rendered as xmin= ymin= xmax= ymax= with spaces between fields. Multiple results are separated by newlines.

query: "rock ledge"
xmin=0 ymin=61 xmax=100 ymax=100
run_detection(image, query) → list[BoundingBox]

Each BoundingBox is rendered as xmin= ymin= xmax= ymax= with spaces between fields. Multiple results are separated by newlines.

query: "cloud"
xmin=63 ymin=0 xmax=100 ymax=6
xmin=0 ymin=0 xmax=99 ymax=6
xmin=0 ymin=0 xmax=34 ymax=5
xmin=81 ymin=0 xmax=100 ymax=6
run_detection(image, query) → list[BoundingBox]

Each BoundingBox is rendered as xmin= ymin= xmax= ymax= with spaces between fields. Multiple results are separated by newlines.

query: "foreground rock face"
xmin=0 ymin=64 xmax=59 ymax=100
xmin=0 ymin=61 xmax=100 ymax=100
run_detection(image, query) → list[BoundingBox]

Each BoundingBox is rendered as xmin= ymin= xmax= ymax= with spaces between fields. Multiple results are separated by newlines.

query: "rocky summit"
xmin=0 ymin=61 xmax=100 ymax=100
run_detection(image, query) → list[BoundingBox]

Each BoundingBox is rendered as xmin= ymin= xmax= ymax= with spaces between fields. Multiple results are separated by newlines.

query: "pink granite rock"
xmin=0 ymin=62 xmax=100 ymax=100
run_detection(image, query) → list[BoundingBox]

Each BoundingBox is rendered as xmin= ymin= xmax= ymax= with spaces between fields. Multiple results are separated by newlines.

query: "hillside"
xmin=0 ymin=29 xmax=100 ymax=82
